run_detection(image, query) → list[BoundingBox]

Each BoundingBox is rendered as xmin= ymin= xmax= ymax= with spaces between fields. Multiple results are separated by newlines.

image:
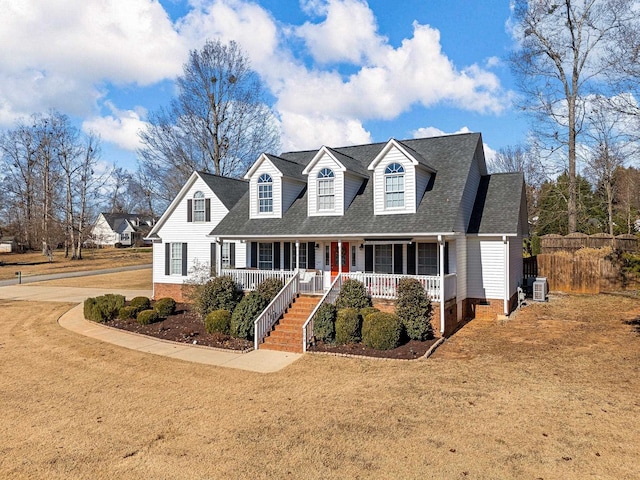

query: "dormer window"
xmin=317 ymin=168 xmax=335 ymax=210
xmin=384 ymin=163 xmax=405 ymax=208
xmin=193 ymin=191 xmax=205 ymax=221
xmin=258 ymin=174 xmax=273 ymax=213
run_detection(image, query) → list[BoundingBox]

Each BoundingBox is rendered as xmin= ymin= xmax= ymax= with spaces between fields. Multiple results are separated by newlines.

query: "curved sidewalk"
xmin=0 ymin=284 xmax=301 ymax=373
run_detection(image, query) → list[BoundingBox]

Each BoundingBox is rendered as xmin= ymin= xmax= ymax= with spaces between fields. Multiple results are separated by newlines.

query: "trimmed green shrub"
xmin=118 ymin=305 xmax=138 ymax=320
xmin=362 ymin=312 xmax=402 ymax=350
xmin=256 ymin=278 xmax=284 ymax=303
xmin=137 ymin=309 xmax=159 ymax=325
xmin=230 ymin=292 xmax=268 ymax=340
xmin=194 ymin=275 xmax=243 ymax=319
xmin=335 ymin=308 xmax=361 ymax=345
xmin=335 ymin=279 xmax=371 ymax=310
xmin=205 ymin=309 xmax=231 ymax=334
xmin=83 ymin=294 xmax=125 ymax=323
xmin=359 ymin=306 xmax=380 ymax=319
xmin=154 ymin=297 xmax=177 ymax=317
xmin=395 ymin=277 xmax=433 ymax=341
xmin=129 ymin=296 xmax=151 ymax=312
xmin=314 ymin=303 xmax=337 ymax=343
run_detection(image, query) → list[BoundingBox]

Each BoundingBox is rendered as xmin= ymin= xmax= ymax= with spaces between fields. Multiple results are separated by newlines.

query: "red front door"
xmin=330 ymin=242 xmax=349 ymax=275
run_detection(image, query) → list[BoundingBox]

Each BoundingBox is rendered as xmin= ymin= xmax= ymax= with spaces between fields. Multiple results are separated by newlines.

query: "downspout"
xmin=438 ymin=235 xmax=445 ymax=335
xmin=503 ymin=235 xmax=509 ymax=316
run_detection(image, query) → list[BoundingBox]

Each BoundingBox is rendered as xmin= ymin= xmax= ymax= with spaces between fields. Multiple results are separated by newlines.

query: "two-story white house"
xmin=148 ymin=132 xmax=528 ymax=342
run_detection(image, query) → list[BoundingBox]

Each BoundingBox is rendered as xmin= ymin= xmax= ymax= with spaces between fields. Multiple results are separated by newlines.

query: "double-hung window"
xmin=374 ymin=244 xmax=393 ymax=273
xmin=384 ymin=163 xmax=405 ymax=208
xmin=170 ymin=243 xmax=182 ymax=275
xmin=417 ymin=243 xmax=437 ymax=275
xmin=258 ymin=242 xmax=273 ymax=270
xmin=193 ymin=191 xmax=205 ymax=221
xmin=258 ymin=174 xmax=273 ymax=213
xmin=317 ymin=168 xmax=335 ymax=211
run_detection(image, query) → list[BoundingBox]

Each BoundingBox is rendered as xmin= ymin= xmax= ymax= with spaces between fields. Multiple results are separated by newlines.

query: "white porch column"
xmin=216 ymin=238 xmax=223 ymax=276
xmin=503 ymin=235 xmax=509 ymax=315
xmin=438 ymin=235 xmax=445 ymax=335
xmin=338 ymin=241 xmax=342 ymax=272
xmin=295 ymin=240 xmax=300 ymax=271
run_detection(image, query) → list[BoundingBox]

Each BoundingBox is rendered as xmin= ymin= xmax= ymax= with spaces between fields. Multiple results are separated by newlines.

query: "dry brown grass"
xmin=0 ymin=247 xmax=152 ymax=281
xmin=1 ymin=288 xmax=639 ymax=479
xmin=35 ymin=269 xmax=152 ymax=290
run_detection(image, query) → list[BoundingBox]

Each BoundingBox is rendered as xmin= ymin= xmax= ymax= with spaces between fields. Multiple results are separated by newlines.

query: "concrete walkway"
xmin=0 ymin=284 xmax=302 ymax=373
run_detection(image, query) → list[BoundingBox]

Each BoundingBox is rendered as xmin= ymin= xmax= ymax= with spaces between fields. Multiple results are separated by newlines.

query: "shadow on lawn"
xmin=624 ymin=316 xmax=640 ymax=334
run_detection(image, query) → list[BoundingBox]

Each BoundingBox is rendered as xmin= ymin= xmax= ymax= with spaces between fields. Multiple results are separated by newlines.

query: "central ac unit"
xmin=532 ymin=277 xmax=548 ymax=302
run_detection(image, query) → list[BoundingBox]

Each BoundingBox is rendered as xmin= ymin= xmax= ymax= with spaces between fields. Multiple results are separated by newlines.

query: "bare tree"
xmin=138 ymin=39 xmax=280 ymax=209
xmin=509 ymin=0 xmax=637 ymax=233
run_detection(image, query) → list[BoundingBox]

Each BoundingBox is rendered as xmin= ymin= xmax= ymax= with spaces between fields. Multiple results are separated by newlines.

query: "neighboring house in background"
xmin=92 ymin=213 xmax=157 ymax=247
xmin=149 ymin=132 xmax=528 ymax=339
xmin=0 ymin=236 xmax=18 ymax=253
xmin=145 ymin=171 xmax=249 ymax=301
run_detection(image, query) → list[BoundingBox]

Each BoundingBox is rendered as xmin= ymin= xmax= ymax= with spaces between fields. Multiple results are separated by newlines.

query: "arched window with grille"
xmin=384 ymin=163 xmax=404 ymax=208
xmin=258 ymin=173 xmax=273 ymax=213
xmin=317 ymin=168 xmax=335 ymax=211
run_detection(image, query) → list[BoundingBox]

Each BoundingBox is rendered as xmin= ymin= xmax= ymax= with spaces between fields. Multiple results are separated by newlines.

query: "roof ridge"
xmin=197 ymin=171 xmax=248 ymax=183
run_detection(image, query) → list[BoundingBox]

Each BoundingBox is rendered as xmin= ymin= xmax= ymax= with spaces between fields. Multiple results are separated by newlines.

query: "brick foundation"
xmin=463 ymin=292 xmax=518 ymax=321
xmin=153 ymin=283 xmax=188 ymax=302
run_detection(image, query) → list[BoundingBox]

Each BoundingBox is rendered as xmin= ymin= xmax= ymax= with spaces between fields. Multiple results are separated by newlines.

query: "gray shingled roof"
xmin=101 ymin=213 xmax=155 ymax=231
xmin=263 ymin=154 xmax=306 ymax=181
xmin=467 ymin=173 xmax=526 ymax=235
xmin=211 ymin=133 xmax=520 ymax=238
xmin=199 ymin=172 xmax=248 ymax=210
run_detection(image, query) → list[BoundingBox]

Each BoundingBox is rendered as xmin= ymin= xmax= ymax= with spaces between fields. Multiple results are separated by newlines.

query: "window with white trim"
xmin=417 ymin=243 xmax=437 ymax=275
xmin=384 ymin=163 xmax=405 ymax=208
xmin=374 ymin=244 xmax=393 ymax=273
xmin=258 ymin=242 xmax=273 ymax=270
xmin=317 ymin=168 xmax=335 ymax=211
xmin=258 ymin=174 xmax=273 ymax=213
xmin=170 ymin=243 xmax=182 ymax=275
xmin=193 ymin=191 xmax=205 ymax=221
xmin=351 ymin=245 xmax=357 ymax=267
xmin=221 ymin=242 xmax=231 ymax=269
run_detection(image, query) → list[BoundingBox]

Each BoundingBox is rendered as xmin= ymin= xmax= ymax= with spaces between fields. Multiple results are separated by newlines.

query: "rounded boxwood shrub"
xmin=256 ymin=278 xmax=284 ymax=303
xmin=335 ymin=279 xmax=371 ymax=310
xmin=395 ymin=277 xmax=434 ymax=340
xmin=359 ymin=306 xmax=380 ymax=319
xmin=335 ymin=308 xmax=361 ymax=345
xmin=194 ymin=276 xmax=243 ymax=319
xmin=205 ymin=309 xmax=231 ymax=335
xmin=118 ymin=305 xmax=138 ymax=320
xmin=129 ymin=296 xmax=151 ymax=313
xmin=314 ymin=303 xmax=337 ymax=343
xmin=362 ymin=312 xmax=402 ymax=350
xmin=230 ymin=292 xmax=268 ymax=340
xmin=154 ymin=297 xmax=176 ymax=317
xmin=83 ymin=294 xmax=125 ymax=322
xmin=137 ymin=309 xmax=159 ymax=325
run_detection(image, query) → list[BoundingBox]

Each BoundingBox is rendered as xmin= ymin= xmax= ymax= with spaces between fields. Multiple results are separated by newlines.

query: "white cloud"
xmin=412 ymin=125 xmax=497 ymax=163
xmin=0 ymin=0 xmax=185 ymax=124
xmin=279 ymin=111 xmax=371 ymax=151
xmin=83 ymin=103 xmax=148 ymax=152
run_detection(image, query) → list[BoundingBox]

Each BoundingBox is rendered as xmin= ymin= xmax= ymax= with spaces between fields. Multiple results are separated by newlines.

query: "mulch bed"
xmin=103 ymin=303 xmax=252 ymax=351
xmin=103 ymin=301 xmax=439 ymax=359
xmin=309 ymin=338 xmax=439 ymax=360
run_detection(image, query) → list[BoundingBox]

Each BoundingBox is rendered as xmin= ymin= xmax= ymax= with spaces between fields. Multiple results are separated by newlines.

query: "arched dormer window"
xmin=258 ymin=173 xmax=273 ymax=213
xmin=384 ymin=163 xmax=404 ymax=208
xmin=317 ymin=168 xmax=335 ymax=211
xmin=193 ymin=190 xmax=205 ymax=221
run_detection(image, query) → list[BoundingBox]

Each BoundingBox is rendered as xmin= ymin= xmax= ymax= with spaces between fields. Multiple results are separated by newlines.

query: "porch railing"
xmin=254 ymin=272 xmax=300 ymax=350
xmin=342 ymin=272 xmax=443 ymax=301
xmin=221 ymin=268 xmax=296 ymax=291
xmin=302 ymin=273 xmax=343 ymax=353
xmin=298 ymin=270 xmax=324 ymax=295
xmin=443 ymin=273 xmax=457 ymax=301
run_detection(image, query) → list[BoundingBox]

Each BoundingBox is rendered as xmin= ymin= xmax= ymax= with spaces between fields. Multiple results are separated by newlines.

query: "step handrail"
xmin=302 ymin=273 xmax=343 ymax=352
xmin=254 ymin=271 xmax=300 ymax=350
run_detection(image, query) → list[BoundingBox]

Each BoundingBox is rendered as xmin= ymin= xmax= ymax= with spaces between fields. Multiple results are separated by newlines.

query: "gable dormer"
xmin=244 ymin=154 xmax=305 ymax=219
xmin=303 ymin=146 xmax=366 ymax=217
xmin=368 ymin=139 xmax=436 ymax=215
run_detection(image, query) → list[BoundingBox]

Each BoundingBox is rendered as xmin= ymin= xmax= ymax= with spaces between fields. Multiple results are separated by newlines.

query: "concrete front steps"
xmin=259 ymin=295 xmax=321 ymax=353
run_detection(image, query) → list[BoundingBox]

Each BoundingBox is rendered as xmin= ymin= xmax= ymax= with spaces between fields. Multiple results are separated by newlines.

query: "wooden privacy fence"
xmin=541 ymin=233 xmax=639 ymax=253
xmin=533 ymin=253 xmax=640 ymax=294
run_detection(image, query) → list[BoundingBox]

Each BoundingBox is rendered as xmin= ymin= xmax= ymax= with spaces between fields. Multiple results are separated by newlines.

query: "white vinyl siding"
xmin=509 ymin=235 xmax=523 ymax=297
xmin=466 ymin=237 xmax=505 ymax=299
xmin=282 ymin=178 xmax=305 ymax=213
xmin=307 ymin=154 xmax=344 ymax=216
xmin=249 ymin=159 xmax=282 ymax=219
xmin=372 ymin=146 xmax=416 ymax=215
xmin=343 ymin=173 xmax=362 ymax=211
xmin=415 ymin=168 xmax=431 ymax=209
xmin=456 ymin=236 xmax=467 ymax=301
xmin=151 ymin=176 xmax=247 ymax=285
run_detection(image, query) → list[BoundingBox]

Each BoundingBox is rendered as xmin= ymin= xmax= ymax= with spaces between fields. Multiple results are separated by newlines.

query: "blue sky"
xmin=0 ymin=0 xmax=528 ymax=171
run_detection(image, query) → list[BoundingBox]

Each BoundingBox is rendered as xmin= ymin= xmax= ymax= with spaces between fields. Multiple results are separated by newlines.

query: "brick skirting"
xmin=153 ymin=283 xmax=187 ymax=302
